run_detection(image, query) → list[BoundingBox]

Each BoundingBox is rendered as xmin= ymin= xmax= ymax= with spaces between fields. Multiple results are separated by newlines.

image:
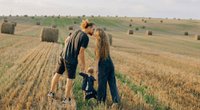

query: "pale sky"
xmin=0 ymin=0 xmax=199 ymax=19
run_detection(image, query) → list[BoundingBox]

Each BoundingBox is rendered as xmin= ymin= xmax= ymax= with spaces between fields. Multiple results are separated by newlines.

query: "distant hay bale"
xmin=36 ymin=22 xmax=41 ymax=25
xmin=41 ymin=28 xmax=59 ymax=42
xmin=1 ymin=22 xmax=15 ymax=34
xmin=68 ymin=26 xmax=74 ymax=30
xmin=146 ymin=30 xmax=153 ymax=36
xmin=135 ymin=27 xmax=139 ymax=31
xmin=107 ymin=33 xmax=112 ymax=46
xmin=144 ymin=20 xmax=147 ymax=23
xmin=160 ymin=20 xmax=163 ymax=23
xmin=44 ymin=15 xmax=47 ymax=17
xmin=141 ymin=26 xmax=146 ymax=29
xmin=129 ymin=24 xmax=132 ymax=27
xmin=142 ymin=19 xmax=144 ymax=22
xmin=130 ymin=19 xmax=133 ymax=22
xmin=128 ymin=30 xmax=134 ymax=35
xmin=24 ymin=15 xmax=28 ymax=17
xmin=115 ymin=15 xmax=118 ymax=18
xmin=52 ymin=25 xmax=57 ymax=28
xmin=4 ymin=19 xmax=8 ymax=22
xmin=184 ymin=32 xmax=189 ymax=36
xmin=195 ymin=35 xmax=200 ymax=40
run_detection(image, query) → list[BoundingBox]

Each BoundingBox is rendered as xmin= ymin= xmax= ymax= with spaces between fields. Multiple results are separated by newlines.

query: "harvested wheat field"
xmin=0 ymin=16 xmax=200 ymax=110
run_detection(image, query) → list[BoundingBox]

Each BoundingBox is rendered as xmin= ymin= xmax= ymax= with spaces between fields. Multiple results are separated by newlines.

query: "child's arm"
xmin=79 ymin=72 xmax=87 ymax=77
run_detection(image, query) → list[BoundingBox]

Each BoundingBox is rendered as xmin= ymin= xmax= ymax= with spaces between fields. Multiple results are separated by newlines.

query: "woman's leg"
xmin=108 ymin=70 xmax=120 ymax=103
xmin=97 ymin=74 xmax=107 ymax=103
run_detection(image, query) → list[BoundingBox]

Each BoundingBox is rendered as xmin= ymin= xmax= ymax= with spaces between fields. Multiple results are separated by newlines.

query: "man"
xmin=48 ymin=20 xmax=95 ymax=104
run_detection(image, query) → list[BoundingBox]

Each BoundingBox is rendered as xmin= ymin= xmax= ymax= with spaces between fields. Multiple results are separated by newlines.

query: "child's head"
xmin=87 ymin=67 xmax=94 ymax=76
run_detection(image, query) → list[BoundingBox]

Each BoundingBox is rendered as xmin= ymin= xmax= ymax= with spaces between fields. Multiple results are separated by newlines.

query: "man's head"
xmin=80 ymin=19 xmax=95 ymax=36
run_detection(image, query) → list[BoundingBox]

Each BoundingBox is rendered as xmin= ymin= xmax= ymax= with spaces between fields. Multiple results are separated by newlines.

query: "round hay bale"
xmin=195 ymin=35 xmax=200 ymax=40
xmin=146 ymin=30 xmax=153 ymax=36
xmin=129 ymin=24 xmax=132 ymax=27
xmin=41 ymin=27 xmax=59 ymax=42
xmin=1 ymin=22 xmax=15 ymax=34
xmin=142 ymin=19 xmax=145 ymax=22
xmin=160 ymin=20 xmax=163 ymax=23
xmin=4 ymin=19 xmax=8 ymax=22
xmin=68 ymin=26 xmax=74 ymax=30
xmin=36 ymin=22 xmax=41 ymax=25
xmin=184 ymin=32 xmax=189 ymax=36
xmin=135 ymin=27 xmax=139 ymax=31
xmin=128 ymin=30 xmax=134 ymax=35
xmin=144 ymin=20 xmax=147 ymax=23
xmin=141 ymin=26 xmax=146 ymax=29
xmin=130 ymin=19 xmax=133 ymax=22
xmin=52 ymin=25 xmax=57 ymax=28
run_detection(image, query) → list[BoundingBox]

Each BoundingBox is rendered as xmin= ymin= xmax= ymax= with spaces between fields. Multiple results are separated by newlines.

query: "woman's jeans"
xmin=97 ymin=58 xmax=120 ymax=103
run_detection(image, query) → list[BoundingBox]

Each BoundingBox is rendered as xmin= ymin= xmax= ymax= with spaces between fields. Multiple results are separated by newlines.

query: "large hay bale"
xmin=107 ymin=33 xmax=112 ymax=46
xmin=128 ymin=30 xmax=134 ymax=35
xmin=1 ymin=22 xmax=15 ymax=34
xmin=184 ymin=32 xmax=189 ymax=36
xmin=68 ymin=26 xmax=74 ymax=30
xmin=195 ymin=35 xmax=200 ymax=40
xmin=36 ymin=22 xmax=40 ymax=25
xmin=146 ymin=30 xmax=153 ymax=36
xmin=41 ymin=28 xmax=59 ymax=42
xmin=160 ymin=20 xmax=163 ymax=23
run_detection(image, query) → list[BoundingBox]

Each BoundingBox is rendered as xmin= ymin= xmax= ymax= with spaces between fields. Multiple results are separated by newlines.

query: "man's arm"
xmin=79 ymin=47 xmax=86 ymax=72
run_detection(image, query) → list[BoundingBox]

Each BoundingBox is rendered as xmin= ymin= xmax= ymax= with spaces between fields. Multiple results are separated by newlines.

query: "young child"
xmin=79 ymin=67 xmax=97 ymax=100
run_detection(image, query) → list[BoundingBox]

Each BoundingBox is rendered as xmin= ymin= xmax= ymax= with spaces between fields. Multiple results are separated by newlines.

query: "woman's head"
xmin=80 ymin=19 xmax=95 ymax=36
xmin=94 ymin=28 xmax=110 ymax=61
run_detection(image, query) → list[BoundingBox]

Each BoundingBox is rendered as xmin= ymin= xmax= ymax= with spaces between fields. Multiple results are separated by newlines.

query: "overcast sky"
xmin=0 ymin=0 xmax=199 ymax=19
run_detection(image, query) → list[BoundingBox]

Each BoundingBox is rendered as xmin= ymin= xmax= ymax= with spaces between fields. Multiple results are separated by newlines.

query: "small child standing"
xmin=79 ymin=67 xmax=97 ymax=100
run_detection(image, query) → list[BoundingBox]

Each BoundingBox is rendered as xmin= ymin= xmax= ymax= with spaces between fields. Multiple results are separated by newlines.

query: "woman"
xmin=94 ymin=28 xmax=120 ymax=106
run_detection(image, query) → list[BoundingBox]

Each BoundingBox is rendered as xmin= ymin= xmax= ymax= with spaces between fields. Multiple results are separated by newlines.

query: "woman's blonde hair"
xmin=80 ymin=19 xmax=94 ymax=30
xmin=95 ymin=28 xmax=110 ymax=61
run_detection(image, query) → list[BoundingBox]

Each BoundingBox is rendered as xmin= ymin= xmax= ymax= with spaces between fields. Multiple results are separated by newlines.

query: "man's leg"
xmin=50 ymin=73 xmax=61 ymax=93
xmin=64 ymin=78 xmax=74 ymax=98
